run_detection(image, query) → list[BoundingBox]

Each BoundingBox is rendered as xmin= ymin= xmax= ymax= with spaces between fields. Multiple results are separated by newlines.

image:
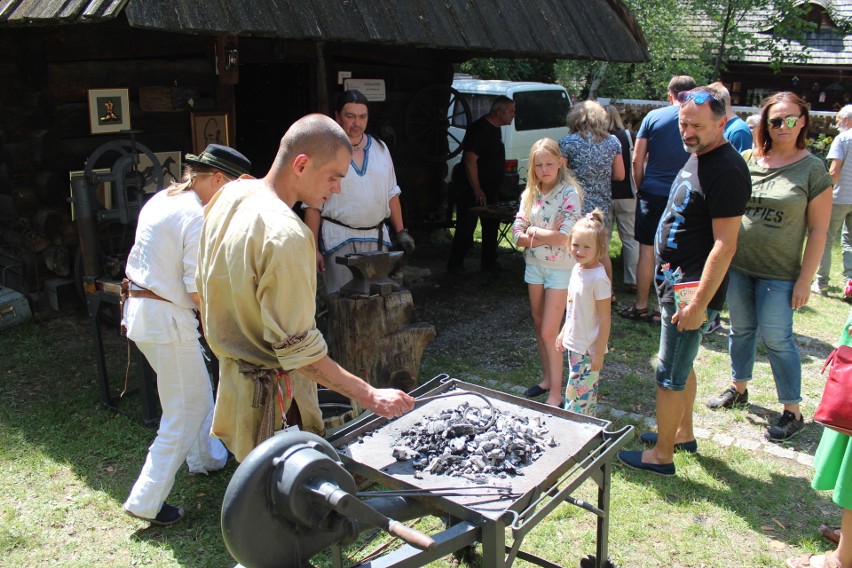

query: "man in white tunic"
xmin=123 ymin=144 xmax=252 ymax=526
xmin=305 ymin=90 xmax=415 ymax=294
xmin=197 ymin=114 xmax=414 ymax=463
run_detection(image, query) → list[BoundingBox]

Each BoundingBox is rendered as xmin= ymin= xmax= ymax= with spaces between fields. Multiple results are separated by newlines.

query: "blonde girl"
xmin=556 ymin=209 xmax=612 ymax=415
xmin=513 ymin=138 xmax=583 ymax=407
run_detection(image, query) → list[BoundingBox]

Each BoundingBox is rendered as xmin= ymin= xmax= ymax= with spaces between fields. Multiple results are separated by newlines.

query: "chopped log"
xmin=326 ymin=289 xmax=436 ymax=416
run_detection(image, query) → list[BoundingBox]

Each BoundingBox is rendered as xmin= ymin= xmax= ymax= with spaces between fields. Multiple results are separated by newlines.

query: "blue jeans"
xmin=656 ymin=302 xmax=719 ymax=391
xmin=727 ymin=269 xmax=801 ymax=404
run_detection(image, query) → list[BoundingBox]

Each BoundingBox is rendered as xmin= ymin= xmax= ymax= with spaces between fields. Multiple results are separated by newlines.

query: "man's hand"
xmin=671 ymin=303 xmax=706 ymax=331
xmin=474 ymin=189 xmax=487 ymax=205
xmin=393 ymin=229 xmax=416 ymax=255
xmin=315 ymin=251 xmax=325 ymax=274
xmin=365 ymin=388 xmax=415 ymax=418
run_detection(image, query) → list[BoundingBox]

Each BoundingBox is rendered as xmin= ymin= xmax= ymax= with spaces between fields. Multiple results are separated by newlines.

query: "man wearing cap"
xmin=123 ymin=144 xmax=252 ymax=527
xmin=197 ymin=114 xmax=414 ymax=464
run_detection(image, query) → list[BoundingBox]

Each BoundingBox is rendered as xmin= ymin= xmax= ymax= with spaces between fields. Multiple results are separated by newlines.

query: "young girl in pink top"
xmin=557 ymin=209 xmax=612 ymax=415
xmin=513 ymin=138 xmax=582 ymax=407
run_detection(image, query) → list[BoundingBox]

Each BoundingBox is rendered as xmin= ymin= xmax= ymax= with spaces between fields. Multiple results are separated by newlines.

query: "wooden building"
xmin=0 ymin=0 xmax=647 ymax=301
xmin=702 ymin=0 xmax=852 ymax=111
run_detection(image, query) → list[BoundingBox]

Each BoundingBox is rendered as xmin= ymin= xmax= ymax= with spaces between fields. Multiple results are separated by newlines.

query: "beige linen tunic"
xmin=197 ymin=179 xmax=326 ymax=461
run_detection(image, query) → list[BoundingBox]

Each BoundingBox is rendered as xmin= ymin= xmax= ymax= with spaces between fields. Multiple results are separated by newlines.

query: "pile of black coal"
xmin=391 ymin=402 xmax=557 ymax=483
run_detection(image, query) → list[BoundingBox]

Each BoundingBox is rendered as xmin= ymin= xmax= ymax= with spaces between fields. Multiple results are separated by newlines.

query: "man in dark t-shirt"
xmin=448 ymin=96 xmax=516 ymax=274
xmin=618 ymin=86 xmax=751 ymax=476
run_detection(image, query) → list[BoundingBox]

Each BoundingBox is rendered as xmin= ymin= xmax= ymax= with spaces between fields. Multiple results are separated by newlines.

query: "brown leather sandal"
xmin=618 ymin=305 xmax=649 ymax=321
xmin=820 ymin=523 xmax=841 ymax=545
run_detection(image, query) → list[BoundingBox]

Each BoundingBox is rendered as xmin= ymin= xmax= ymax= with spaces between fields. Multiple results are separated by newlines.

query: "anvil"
xmin=336 ymin=250 xmax=403 ymax=297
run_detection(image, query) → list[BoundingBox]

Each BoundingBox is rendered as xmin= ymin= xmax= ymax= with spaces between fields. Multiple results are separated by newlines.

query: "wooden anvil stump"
xmin=326 ymin=251 xmax=435 ymax=419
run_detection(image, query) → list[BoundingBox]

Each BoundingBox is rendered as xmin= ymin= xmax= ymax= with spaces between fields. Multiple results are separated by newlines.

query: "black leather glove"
xmin=393 ymin=228 xmax=416 ymax=255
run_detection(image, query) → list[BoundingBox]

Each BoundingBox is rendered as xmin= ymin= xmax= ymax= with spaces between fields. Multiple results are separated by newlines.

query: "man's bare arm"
xmin=301 ymin=355 xmax=414 ymax=418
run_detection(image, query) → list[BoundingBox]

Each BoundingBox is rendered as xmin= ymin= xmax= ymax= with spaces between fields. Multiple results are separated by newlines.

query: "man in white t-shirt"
xmin=814 ymin=105 xmax=852 ymax=298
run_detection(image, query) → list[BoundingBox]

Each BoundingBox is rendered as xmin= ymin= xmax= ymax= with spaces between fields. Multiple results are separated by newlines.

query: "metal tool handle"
xmin=323 ymin=486 xmax=436 ymax=550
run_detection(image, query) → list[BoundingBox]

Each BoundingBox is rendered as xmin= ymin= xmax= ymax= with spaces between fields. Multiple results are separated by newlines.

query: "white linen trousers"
xmin=123 ymin=336 xmax=227 ymax=518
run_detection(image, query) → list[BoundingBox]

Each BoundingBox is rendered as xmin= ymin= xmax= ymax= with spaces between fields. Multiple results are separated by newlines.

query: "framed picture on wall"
xmin=191 ymin=112 xmax=229 ymax=154
xmin=69 ymin=169 xmax=112 ymax=220
xmin=138 ymin=151 xmax=182 ymax=193
xmin=88 ymin=88 xmax=131 ymax=134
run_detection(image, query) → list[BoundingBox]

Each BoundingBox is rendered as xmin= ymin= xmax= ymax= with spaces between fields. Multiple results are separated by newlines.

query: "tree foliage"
xmin=696 ymin=0 xmax=815 ymax=79
xmin=556 ymin=0 xmax=711 ymax=100
xmin=460 ymin=0 xmax=834 ymax=102
xmin=458 ymin=58 xmax=555 ymax=83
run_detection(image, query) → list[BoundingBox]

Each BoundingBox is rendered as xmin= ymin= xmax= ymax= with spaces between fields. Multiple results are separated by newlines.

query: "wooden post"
xmin=326 ymin=289 xmax=435 ymax=415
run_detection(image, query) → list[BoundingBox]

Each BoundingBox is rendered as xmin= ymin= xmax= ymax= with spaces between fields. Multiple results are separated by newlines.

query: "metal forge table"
xmin=221 ymin=375 xmax=633 ymax=568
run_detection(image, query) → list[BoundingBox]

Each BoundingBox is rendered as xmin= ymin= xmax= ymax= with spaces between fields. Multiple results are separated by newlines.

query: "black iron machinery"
xmin=69 ymin=134 xmax=166 ymax=426
xmin=69 ymin=134 xmax=164 ymax=288
xmin=221 ymin=375 xmax=633 ymax=568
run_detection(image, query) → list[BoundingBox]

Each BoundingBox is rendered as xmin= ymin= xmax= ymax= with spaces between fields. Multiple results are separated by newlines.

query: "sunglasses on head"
xmin=677 ymin=90 xmax=715 ymax=105
xmin=767 ymin=115 xmax=802 ymax=129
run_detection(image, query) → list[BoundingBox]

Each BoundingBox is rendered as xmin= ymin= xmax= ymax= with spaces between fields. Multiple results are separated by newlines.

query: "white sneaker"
xmin=811 ymin=281 xmax=826 ymax=295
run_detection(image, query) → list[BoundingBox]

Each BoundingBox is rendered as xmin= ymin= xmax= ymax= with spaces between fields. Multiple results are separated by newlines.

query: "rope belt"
xmin=321 ymin=215 xmax=384 ymax=251
xmin=236 ymin=359 xmax=291 ymax=447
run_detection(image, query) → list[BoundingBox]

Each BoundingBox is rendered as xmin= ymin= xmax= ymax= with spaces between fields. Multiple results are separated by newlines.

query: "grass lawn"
xmin=1 ymin=234 xmax=850 ymax=567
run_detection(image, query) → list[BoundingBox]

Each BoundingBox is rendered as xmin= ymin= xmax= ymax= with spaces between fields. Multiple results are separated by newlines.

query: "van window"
xmin=513 ymin=90 xmax=570 ymax=131
xmin=451 ymin=95 xmax=494 ymax=128
xmin=450 ymin=90 xmax=571 ymax=132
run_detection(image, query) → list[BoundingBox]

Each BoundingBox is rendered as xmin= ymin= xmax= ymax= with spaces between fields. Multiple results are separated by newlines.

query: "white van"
xmin=448 ymin=78 xmax=572 ymax=197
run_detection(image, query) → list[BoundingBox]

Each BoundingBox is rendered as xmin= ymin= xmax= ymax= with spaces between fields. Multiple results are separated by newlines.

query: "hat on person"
xmin=185 ymin=144 xmax=252 ymax=178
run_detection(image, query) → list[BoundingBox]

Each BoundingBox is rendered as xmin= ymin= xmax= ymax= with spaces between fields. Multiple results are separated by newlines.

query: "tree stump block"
xmin=326 ymin=289 xmax=435 ymax=416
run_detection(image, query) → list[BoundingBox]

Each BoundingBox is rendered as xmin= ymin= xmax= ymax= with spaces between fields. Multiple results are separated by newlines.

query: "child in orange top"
xmin=556 ymin=209 xmax=612 ymax=415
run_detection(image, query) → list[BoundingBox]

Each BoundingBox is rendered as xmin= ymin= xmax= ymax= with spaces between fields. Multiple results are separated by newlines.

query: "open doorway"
xmin=235 ymin=62 xmax=311 ymax=176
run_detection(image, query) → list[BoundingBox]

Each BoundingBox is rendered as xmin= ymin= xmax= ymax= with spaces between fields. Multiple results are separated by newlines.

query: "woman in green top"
xmin=786 ymin=308 xmax=852 ymax=568
xmin=707 ymin=92 xmax=833 ymax=441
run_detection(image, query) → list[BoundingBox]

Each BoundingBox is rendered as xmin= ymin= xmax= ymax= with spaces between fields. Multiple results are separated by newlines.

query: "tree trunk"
xmin=588 ymin=62 xmax=608 ymax=100
xmin=326 ymin=289 xmax=436 ymax=415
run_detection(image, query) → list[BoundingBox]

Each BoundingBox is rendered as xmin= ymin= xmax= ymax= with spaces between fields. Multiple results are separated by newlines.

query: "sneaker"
xmin=845 ymin=280 xmax=852 ymax=302
xmin=811 ymin=280 xmax=827 ymax=296
xmin=704 ymin=313 xmax=723 ymax=334
xmin=125 ymin=502 xmax=185 ymax=526
xmin=765 ymin=410 xmax=804 ymax=441
xmin=706 ymin=386 xmax=748 ymax=409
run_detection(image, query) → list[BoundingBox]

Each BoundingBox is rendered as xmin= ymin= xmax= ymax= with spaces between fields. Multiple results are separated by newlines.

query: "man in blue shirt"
xmin=710 ymin=82 xmax=753 ymax=153
xmin=620 ymin=76 xmax=696 ymax=323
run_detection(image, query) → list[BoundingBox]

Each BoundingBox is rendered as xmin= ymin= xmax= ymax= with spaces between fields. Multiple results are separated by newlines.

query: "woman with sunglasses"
xmin=707 ymin=92 xmax=833 ymax=442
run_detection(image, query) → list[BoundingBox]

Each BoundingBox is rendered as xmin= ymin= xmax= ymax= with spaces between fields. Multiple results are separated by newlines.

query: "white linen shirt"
xmin=316 ymin=135 xmax=401 ymax=253
xmin=123 ymin=189 xmax=202 ymax=344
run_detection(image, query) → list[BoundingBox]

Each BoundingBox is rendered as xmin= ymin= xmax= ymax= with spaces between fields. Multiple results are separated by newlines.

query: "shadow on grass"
xmin=617 ymin=451 xmax=837 ymax=550
xmin=694 ymin=453 xmax=836 ymax=548
xmin=0 ymin=317 xmax=236 ymax=566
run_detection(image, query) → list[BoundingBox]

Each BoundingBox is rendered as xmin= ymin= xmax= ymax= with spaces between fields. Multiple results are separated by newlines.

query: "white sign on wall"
xmin=343 ymin=79 xmax=386 ymax=101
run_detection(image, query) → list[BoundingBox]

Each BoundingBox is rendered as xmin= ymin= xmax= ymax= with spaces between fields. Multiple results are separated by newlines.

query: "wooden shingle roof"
xmin=0 ymin=0 xmax=649 ymax=63
xmin=688 ymin=0 xmax=852 ymax=67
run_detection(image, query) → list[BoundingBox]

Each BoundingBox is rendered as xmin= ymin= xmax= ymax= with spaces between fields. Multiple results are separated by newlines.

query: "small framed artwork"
xmin=138 ymin=151 xmax=182 ymax=193
xmin=88 ymin=88 xmax=131 ymax=134
xmin=191 ymin=112 xmax=229 ymax=154
xmin=69 ymin=169 xmax=112 ymax=220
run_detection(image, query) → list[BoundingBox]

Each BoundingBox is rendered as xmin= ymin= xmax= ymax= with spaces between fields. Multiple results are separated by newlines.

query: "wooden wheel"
xmin=405 ymin=84 xmax=471 ymax=162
